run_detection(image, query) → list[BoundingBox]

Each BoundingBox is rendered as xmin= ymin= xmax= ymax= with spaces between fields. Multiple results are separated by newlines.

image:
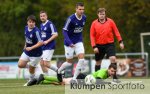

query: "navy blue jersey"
xmin=63 ymin=13 xmax=86 ymax=46
xmin=40 ymin=20 xmax=57 ymax=50
xmin=24 ymin=26 xmax=42 ymax=57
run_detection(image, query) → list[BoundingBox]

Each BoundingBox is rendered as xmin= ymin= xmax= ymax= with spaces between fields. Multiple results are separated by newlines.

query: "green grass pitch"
xmin=0 ymin=79 xmax=64 ymax=94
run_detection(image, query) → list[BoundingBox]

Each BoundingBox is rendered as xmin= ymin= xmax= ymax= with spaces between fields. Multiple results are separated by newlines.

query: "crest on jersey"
xmin=44 ymin=27 xmax=47 ymax=30
xmin=30 ymin=34 xmax=33 ymax=38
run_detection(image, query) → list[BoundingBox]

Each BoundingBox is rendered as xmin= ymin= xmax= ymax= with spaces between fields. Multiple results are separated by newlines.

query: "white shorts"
xmin=64 ymin=42 xmax=85 ymax=59
xmin=20 ymin=52 xmax=41 ymax=67
xmin=41 ymin=50 xmax=54 ymax=61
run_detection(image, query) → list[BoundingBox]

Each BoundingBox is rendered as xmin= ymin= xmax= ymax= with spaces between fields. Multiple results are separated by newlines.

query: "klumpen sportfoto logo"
xmin=70 ymin=81 xmax=145 ymax=91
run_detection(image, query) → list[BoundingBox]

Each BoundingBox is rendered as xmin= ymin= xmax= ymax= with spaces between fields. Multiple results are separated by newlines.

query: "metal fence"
xmin=0 ymin=52 xmax=149 ymax=77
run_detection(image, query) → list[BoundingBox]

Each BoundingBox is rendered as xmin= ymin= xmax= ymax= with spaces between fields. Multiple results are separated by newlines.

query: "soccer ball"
xmin=84 ymin=75 xmax=96 ymax=85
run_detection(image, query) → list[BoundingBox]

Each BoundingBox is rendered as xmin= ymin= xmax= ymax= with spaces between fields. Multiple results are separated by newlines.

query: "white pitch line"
xmin=0 ymin=85 xmax=23 ymax=88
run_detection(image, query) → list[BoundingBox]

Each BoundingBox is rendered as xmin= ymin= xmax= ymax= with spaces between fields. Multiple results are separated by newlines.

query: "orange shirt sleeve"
xmin=111 ymin=20 xmax=122 ymax=42
xmin=90 ymin=21 xmax=96 ymax=47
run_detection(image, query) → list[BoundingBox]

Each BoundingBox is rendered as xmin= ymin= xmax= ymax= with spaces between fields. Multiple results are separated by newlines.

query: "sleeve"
xmin=49 ymin=23 xmax=58 ymax=35
xmin=111 ymin=20 xmax=122 ymax=42
xmin=35 ymin=30 xmax=43 ymax=42
xmin=62 ymin=18 xmax=73 ymax=45
xmin=90 ymin=22 xmax=96 ymax=48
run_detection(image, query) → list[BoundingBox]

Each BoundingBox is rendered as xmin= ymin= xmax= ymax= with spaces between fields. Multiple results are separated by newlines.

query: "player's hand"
xmin=43 ymin=41 xmax=48 ymax=45
xmin=93 ymin=47 xmax=99 ymax=53
xmin=70 ymin=44 xmax=75 ymax=48
xmin=25 ymin=47 xmax=33 ymax=51
xmin=120 ymin=43 xmax=124 ymax=50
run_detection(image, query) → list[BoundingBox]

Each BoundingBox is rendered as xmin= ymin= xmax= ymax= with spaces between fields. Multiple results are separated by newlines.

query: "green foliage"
xmin=0 ymin=0 xmax=150 ymax=56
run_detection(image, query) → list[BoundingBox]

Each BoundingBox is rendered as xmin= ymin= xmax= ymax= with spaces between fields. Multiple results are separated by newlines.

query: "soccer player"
xmin=57 ymin=2 xmax=86 ymax=82
xmin=90 ymin=8 xmax=124 ymax=82
xmin=18 ymin=15 xmax=43 ymax=86
xmin=39 ymin=10 xmax=58 ymax=76
xmin=36 ymin=64 xmax=117 ymax=85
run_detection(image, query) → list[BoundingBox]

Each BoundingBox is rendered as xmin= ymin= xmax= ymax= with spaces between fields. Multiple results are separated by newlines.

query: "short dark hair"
xmin=40 ymin=10 xmax=47 ymax=15
xmin=27 ymin=15 xmax=36 ymax=22
xmin=97 ymin=8 xmax=106 ymax=14
xmin=108 ymin=64 xmax=117 ymax=70
xmin=76 ymin=2 xmax=84 ymax=8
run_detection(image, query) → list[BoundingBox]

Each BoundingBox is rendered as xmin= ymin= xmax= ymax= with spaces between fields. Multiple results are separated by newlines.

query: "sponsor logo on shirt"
xmin=74 ymin=27 xmax=83 ymax=33
xmin=26 ymin=37 xmax=33 ymax=44
xmin=41 ymin=31 xmax=46 ymax=38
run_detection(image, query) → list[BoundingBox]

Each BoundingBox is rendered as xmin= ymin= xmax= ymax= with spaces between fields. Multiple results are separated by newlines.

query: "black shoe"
xmin=57 ymin=71 xmax=63 ymax=82
xmin=24 ymin=78 xmax=37 ymax=86
xmin=36 ymin=74 xmax=44 ymax=85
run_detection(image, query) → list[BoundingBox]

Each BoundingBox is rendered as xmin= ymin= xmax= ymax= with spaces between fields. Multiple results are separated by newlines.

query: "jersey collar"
xmin=42 ymin=20 xmax=48 ymax=26
xmin=75 ymin=13 xmax=82 ymax=20
xmin=28 ymin=27 xmax=35 ymax=32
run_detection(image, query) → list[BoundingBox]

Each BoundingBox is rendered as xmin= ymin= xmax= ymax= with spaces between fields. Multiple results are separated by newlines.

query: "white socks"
xmin=73 ymin=59 xmax=84 ymax=80
xmin=58 ymin=62 xmax=72 ymax=74
xmin=49 ymin=65 xmax=58 ymax=72
xmin=43 ymin=65 xmax=58 ymax=75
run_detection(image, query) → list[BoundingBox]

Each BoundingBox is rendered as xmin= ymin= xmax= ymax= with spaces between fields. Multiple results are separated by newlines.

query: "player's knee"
xmin=18 ymin=63 xmax=25 ymax=68
xmin=40 ymin=61 xmax=45 ymax=66
xmin=109 ymin=56 xmax=116 ymax=63
xmin=78 ymin=53 xmax=84 ymax=59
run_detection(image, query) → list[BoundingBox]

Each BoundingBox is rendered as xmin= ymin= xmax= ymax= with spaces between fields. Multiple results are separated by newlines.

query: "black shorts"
xmin=95 ymin=43 xmax=116 ymax=61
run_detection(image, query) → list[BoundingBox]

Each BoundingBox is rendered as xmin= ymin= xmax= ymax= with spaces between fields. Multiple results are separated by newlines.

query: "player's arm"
xmin=90 ymin=22 xmax=96 ymax=48
xmin=111 ymin=20 xmax=124 ymax=49
xmin=44 ymin=23 xmax=58 ymax=45
xmin=26 ymin=31 xmax=43 ymax=51
xmin=63 ymin=18 xmax=74 ymax=47
xmin=90 ymin=22 xmax=99 ymax=53
xmin=24 ymin=42 xmax=26 ymax=49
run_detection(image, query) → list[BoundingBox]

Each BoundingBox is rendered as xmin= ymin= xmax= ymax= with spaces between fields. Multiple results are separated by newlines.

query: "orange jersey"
xmin=90 ymin=18 xmax=122 ymax=47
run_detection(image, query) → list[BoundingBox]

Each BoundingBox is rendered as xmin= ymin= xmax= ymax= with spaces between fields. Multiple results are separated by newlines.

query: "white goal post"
xmin=140 ymin=32 xmax=150 ymax=53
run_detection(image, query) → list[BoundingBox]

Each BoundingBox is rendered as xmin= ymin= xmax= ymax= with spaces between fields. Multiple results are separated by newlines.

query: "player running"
xmin=57 ymin=2 xmax=86 ymax=83
xmin=18 ymin=15 xmax=43 ymax=86
xmin=39 ymin=10 xmax=58 ymax=76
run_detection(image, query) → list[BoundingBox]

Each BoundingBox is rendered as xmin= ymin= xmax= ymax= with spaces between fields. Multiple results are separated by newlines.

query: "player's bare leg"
xmin=18 ymin=59 xmax=28 ymax=68
xmin=40 ymin=60 xmax=49 ymax=75
xmin=45 ymin=61 xmax=58 ymax=72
